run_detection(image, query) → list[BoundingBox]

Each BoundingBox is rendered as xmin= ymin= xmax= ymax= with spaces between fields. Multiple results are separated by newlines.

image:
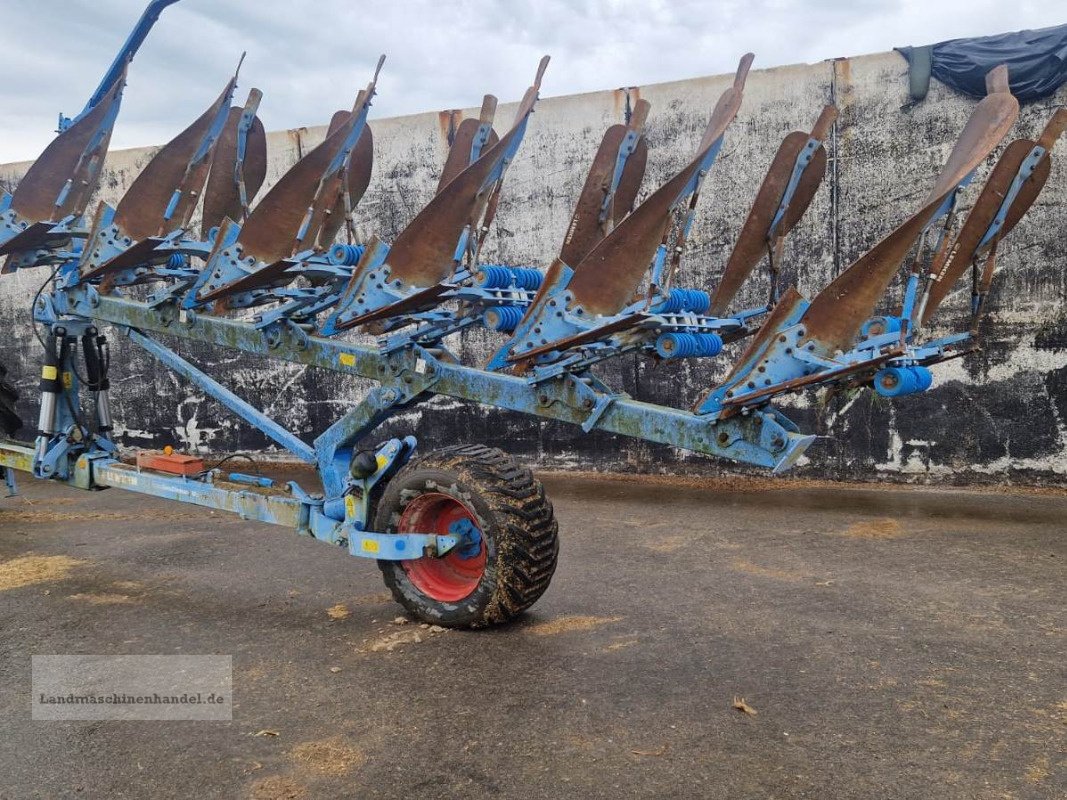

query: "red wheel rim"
xmin=397 ymin=492 xmax=486 ymax=602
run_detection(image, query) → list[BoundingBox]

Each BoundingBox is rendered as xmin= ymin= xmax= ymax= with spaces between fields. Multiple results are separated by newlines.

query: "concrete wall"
xmin=2 ymin=51 xmax=1065 ymax=485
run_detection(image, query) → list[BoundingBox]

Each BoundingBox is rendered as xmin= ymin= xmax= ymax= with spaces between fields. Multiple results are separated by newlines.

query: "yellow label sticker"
xmin=339 ymin=353 xmax=356 ymax=367
xmin=360 ymin=538 xmax=380 ymax=554
xmin=344 ymin=494 xmax=356 ymax=518
xmin=41 ymin=366 xmax=58 ymax=380
xmin=62 ymin=372 xmax=73 ymax=389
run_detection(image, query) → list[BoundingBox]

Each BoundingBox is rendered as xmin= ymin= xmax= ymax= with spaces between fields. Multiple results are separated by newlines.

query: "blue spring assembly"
xmin=860 ymin=315 xmax=903 ymax=338
xmin=328 ymin=243 xmax=367 ymax=267
xmin=655 ymin=332 xmax=723 ymax=359
xmin=483 ymin=305 xmax=525 ymax=333
xmin=652 ymin=287 xmax=711 ymax=315
xmin=475 ymin=265 xmax=544 ymax=291
xmin=165 ymin=253 xmax=187 ymax=269
xmin=873 ymin=366 xmax=933 ymax=397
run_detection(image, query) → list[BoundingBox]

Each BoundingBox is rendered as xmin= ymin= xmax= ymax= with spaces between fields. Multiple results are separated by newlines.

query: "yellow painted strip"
xmin=41 ymin=366 xmax=58 ymax=380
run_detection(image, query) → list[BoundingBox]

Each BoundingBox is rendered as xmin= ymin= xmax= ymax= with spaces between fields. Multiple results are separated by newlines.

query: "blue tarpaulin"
xmin=897 ymin=24 xmax=1067 ymax=103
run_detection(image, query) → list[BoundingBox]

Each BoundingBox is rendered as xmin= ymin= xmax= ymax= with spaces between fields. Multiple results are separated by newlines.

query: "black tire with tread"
xmin=0 ymin=362 xmax=21 ymax=438
xmin=374 ymin=444 xmax=558 ymax=628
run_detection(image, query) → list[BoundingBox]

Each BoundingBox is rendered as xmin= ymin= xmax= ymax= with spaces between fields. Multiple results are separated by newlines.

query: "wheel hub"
xmin=448 ymin=518 xmax=483 ymax=560
xmin=396 ymin=492 xmax=487 ymax=602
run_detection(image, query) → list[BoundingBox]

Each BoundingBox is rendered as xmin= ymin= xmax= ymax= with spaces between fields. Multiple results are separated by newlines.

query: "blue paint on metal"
xmin=56 ymin=289 xmax=815 ymax=472
xmin=448 ymin=518 xmax=483 ymax=560
xmin=228 ymin=472 xmax=274 ymax=488
xmin=476 ymin=265 xmax=543 ymax=291
xmin=60 ymin=1 xmax=182 ymax=131
xmin=328 ymin=243 xmax=366 ymax=266
xmin=2 ymin=466 xmax=16 ymax=497
xmin=769 ymin=137 xmax=822 ymax=236
xmin=483 ymin=304 xmax=524 ymax=333
xmin=347 ymin=530 xmax=458 ymax=560
xmin=652 ymin=288 xmax=711 ymax=315
xmin=873 ymin=365 xmax=933 ymax=397
xmin=126 ymin=328 xmax=317 ymax=463
xmin=601 ymin=128 xmax=642 ymax=224
xmin=655 ymin=332 xmax=723 ymax=359
xmin=859 ymin=315 xmax=902 ymax=338
xmin=979 ymin=145 xmax=1045 ymax=248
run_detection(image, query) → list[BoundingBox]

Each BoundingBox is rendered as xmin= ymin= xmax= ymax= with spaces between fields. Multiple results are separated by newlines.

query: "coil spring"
xmin=328 ymin=243 xmax=367 ymax=266
xmin=873 ymin=366 xmax=933 ymax=397
xmin=166 ymin=253 xmax=187 ymax=269
xmin=860 ymin=315 xmax=903 ymax=338
xmin=655 ymin=332 xmax=723 ymax=359
xmin=483 ymin=305 xmax=525 ymax=333
xmin=475 ymin=265 xmax=544 ymax=291
xmin=653 ymin=287 xmax=711 ymax=315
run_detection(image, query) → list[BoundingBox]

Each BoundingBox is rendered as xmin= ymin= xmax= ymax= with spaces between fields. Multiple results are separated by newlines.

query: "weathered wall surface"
xmin=1 ymin=51 xmax=1065 ymax=484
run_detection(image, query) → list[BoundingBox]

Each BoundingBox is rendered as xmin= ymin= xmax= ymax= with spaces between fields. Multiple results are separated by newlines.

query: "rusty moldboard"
xmin=564 ymin=54 xmax=753 ymax=317
xmin=559 ymin=100 xmax=650 ymax=269
xmin=798 ymin=69 xmax=1019 ymax=354
xmin=709 ymin=105 xmax=837 ymax=316
xmin=437 ymin=95 xmax=500 ymax=193
xmin=372 ymin=57 xmax=549 ymax=290
xmin=200 ymin=104 xmax=268 ymax=237
xmin=9 ymin=69 xmax=126 ymax=224
xmin=113 ymin=77 xmax=237 ymax=240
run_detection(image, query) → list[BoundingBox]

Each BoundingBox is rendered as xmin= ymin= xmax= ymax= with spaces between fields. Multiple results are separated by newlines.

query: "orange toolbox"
xmin=135 ymin=449 xmax=205 ymax=477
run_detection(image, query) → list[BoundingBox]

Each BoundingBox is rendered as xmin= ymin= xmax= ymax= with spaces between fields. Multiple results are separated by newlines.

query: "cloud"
xmin=0 ymin=0 xmax=1061 ymax=162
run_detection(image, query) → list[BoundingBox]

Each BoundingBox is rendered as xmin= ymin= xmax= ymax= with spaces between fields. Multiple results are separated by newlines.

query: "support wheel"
xmin=0 ymin=362 xmax=21 ymax=438
xmin=374 ymin=444 xmax=558 ymax=628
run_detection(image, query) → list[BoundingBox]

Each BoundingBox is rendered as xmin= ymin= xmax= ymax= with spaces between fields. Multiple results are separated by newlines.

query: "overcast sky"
xmin=0 ymin=0 xmax=1062 ymax=162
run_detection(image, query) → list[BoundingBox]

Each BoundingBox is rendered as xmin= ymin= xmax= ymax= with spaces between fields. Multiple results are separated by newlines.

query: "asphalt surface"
xmin=0 ymin=470 xmax=1064 ymax=799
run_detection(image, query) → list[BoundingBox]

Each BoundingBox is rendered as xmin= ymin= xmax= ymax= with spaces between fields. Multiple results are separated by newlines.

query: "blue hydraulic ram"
xmin=0 ymin=2 xmax=1063 ymax=626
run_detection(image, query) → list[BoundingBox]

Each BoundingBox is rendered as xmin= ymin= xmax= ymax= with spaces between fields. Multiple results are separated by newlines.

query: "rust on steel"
xmin=564 ymin=54 xmax=753 ymax=317
xmin=298 ymin=61 xmax=381 ymax=254
xmin=314 ymin=122 xmax=373 ymax=249
xmin=709 ymin=104 xmax=837 ymax=315
xmin=326 ymin=109 xmax=351 ymax=138
xmin=349 ymin=281 xmax=455 ymax=328
xmin=83 ymin=236 xmax=165 ymax=280
xmin=197 ymin=124 xmax=373 ymax=303
xmin=197 ymin=104 xmax=378 ymax=305
xmin=921 ymin=108 xmax=1067 ymax=323
xmin=721 ymin=345 xmax=903 ymax=413
xmin=437 ymin=95 xmax=500 ymax=193
xmin=798 ymin=66 xmax=1018 ymax=354
xmin=376 ymin=55 xmax=550 ymax=289
xmin=200 ymin=103 xmax=268 ymax=237
xmin=113 ymin=77 xmax=236 ymax=241
xmin=559 ymin=98 xmax=650 ymax=269
xmin=713 ymin=287 xmax=804 ymax=388
xmin=507 ymin=311 xmax=650 ymax=363
xmin=10 ymin=68 xmax=127 ymax=224
xmin=236 ymin=77 xmax=378 ymax=267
